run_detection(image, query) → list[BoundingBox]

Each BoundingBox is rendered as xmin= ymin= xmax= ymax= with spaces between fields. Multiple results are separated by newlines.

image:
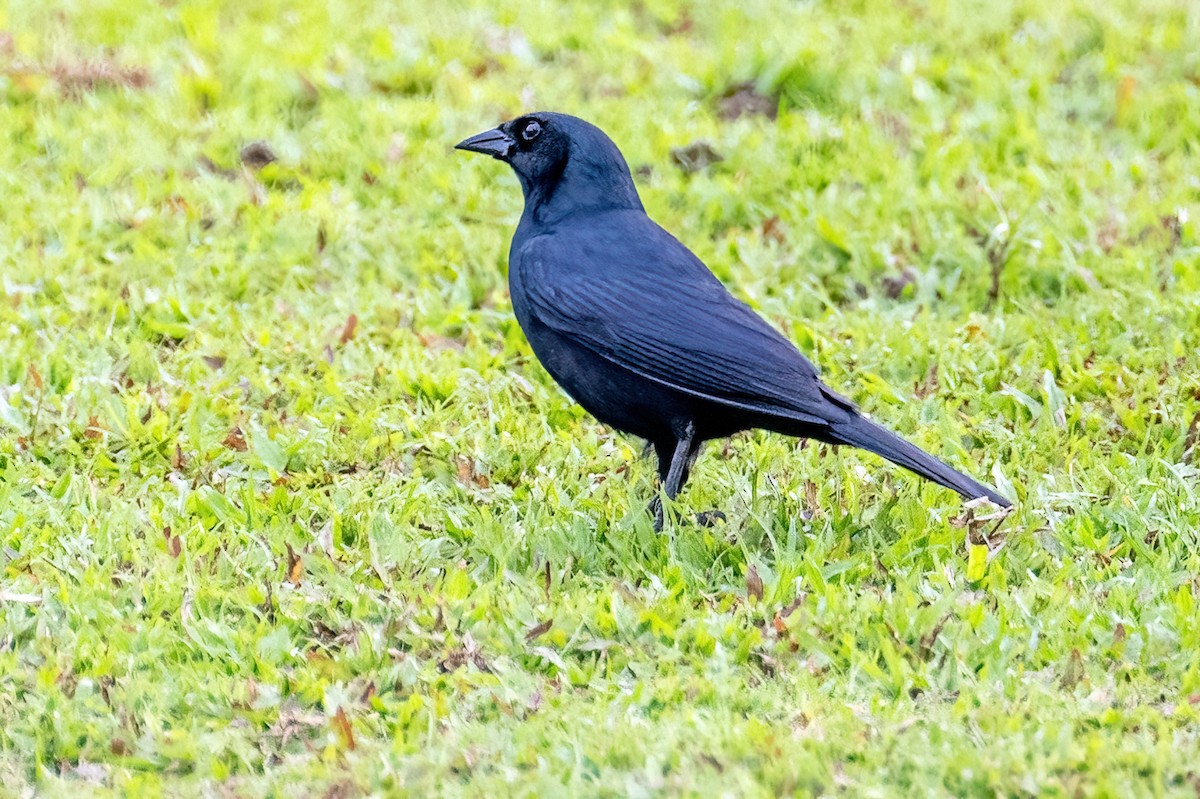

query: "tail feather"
xmin=828 ymin=415 xmax=1011 ymax=507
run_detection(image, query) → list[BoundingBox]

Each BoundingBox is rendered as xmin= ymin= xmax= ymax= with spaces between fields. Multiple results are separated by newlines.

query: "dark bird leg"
xmin=649 ymin=422 xmax=698 ymax=531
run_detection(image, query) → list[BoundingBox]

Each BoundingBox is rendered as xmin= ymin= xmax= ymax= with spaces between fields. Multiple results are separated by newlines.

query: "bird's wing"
xmin=516 ymin=221 xmax=855 ymax=426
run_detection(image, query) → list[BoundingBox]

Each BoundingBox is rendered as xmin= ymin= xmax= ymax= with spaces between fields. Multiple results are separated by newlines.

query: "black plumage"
xmin=457 ymin=112 xmax=1011 ymax=528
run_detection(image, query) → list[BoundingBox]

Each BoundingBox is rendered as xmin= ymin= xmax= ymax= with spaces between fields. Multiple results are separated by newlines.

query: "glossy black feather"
xmin=457 ymin=111 xmax=1012 ymax=518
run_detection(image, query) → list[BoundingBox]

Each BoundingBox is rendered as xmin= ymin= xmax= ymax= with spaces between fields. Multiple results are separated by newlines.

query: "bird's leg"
xmin=648 ymin=497 xmax=665 ymax=532
xmin=662 ymin=429 xmax=695 ymax=500
xmin=650 ymin=422 xmax=696 ymax=532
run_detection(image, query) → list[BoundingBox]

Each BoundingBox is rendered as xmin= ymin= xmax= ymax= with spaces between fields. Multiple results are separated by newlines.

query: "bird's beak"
xmin=455 ymin=127 xmax=515 ymax=160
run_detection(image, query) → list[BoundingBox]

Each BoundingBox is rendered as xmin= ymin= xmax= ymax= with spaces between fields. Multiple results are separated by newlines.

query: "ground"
xmin=1 ymin=0 xmax=1199 ymax=796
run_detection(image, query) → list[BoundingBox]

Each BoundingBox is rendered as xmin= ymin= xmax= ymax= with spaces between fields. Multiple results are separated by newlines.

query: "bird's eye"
xmin=521 ymin=120 xmax=542 ymax=142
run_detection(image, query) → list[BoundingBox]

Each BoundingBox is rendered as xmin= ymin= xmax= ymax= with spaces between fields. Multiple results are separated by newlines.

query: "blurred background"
xmin=1 ymin=0 xmax=1199 ymax=794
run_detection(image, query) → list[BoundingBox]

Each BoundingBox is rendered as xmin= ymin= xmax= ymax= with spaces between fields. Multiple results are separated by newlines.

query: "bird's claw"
xmin=647 ymin=499 xmax=725 ymax=531
xmin=648 ymin=496 xmax=665 ymax=532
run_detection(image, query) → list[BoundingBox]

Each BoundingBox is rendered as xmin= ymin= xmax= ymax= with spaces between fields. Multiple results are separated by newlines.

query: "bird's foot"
xmin=647 ymin=498 xmax=725 ymax=531
xmin=647 ymin=496 xmax=665 ymax=532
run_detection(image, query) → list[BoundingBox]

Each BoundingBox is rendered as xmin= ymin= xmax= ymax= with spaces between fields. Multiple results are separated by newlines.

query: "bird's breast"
xmin=506 ymin=247 xmax=536 ymax=335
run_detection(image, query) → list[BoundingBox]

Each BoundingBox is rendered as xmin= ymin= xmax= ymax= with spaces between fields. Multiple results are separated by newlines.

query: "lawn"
xmin=1 ymin=0 xmax=1199 ymax=795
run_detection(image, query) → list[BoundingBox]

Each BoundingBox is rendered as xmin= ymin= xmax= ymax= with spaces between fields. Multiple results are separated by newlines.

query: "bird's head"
xmin=456 ymin=112 xmax=643 ymax=223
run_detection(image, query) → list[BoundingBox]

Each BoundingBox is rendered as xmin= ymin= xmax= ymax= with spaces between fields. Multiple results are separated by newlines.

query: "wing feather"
xmin=515 ymin=218 xmax=854 ymax=426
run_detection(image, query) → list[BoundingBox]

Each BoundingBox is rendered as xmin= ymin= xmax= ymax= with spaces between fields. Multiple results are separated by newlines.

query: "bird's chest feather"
xmin=506 ymin=243 xmax=540 ymax=339
xmin=507 ymin=245 xmax=576 ymax=373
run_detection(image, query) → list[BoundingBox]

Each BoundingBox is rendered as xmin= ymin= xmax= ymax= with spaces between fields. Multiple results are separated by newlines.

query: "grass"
xmin=1 ymin=0 xmax=1199 ymax=795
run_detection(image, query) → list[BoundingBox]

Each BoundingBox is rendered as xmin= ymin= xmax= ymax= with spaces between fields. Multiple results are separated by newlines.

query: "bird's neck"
xmin=520 ymin=159 xmax=644 ymax=227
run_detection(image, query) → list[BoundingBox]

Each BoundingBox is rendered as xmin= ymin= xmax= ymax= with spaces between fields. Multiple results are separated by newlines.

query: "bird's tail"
xmin=827 ymin=415 xmax=1011 ymax=507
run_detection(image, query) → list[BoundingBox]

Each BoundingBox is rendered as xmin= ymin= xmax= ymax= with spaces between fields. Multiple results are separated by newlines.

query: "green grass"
xmin=2 ymin=0 xmax=1199 ymax=795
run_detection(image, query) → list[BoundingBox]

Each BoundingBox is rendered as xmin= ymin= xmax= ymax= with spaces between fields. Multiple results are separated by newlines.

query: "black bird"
xmin=456 ymin=112 xmax=1011 ymax=528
